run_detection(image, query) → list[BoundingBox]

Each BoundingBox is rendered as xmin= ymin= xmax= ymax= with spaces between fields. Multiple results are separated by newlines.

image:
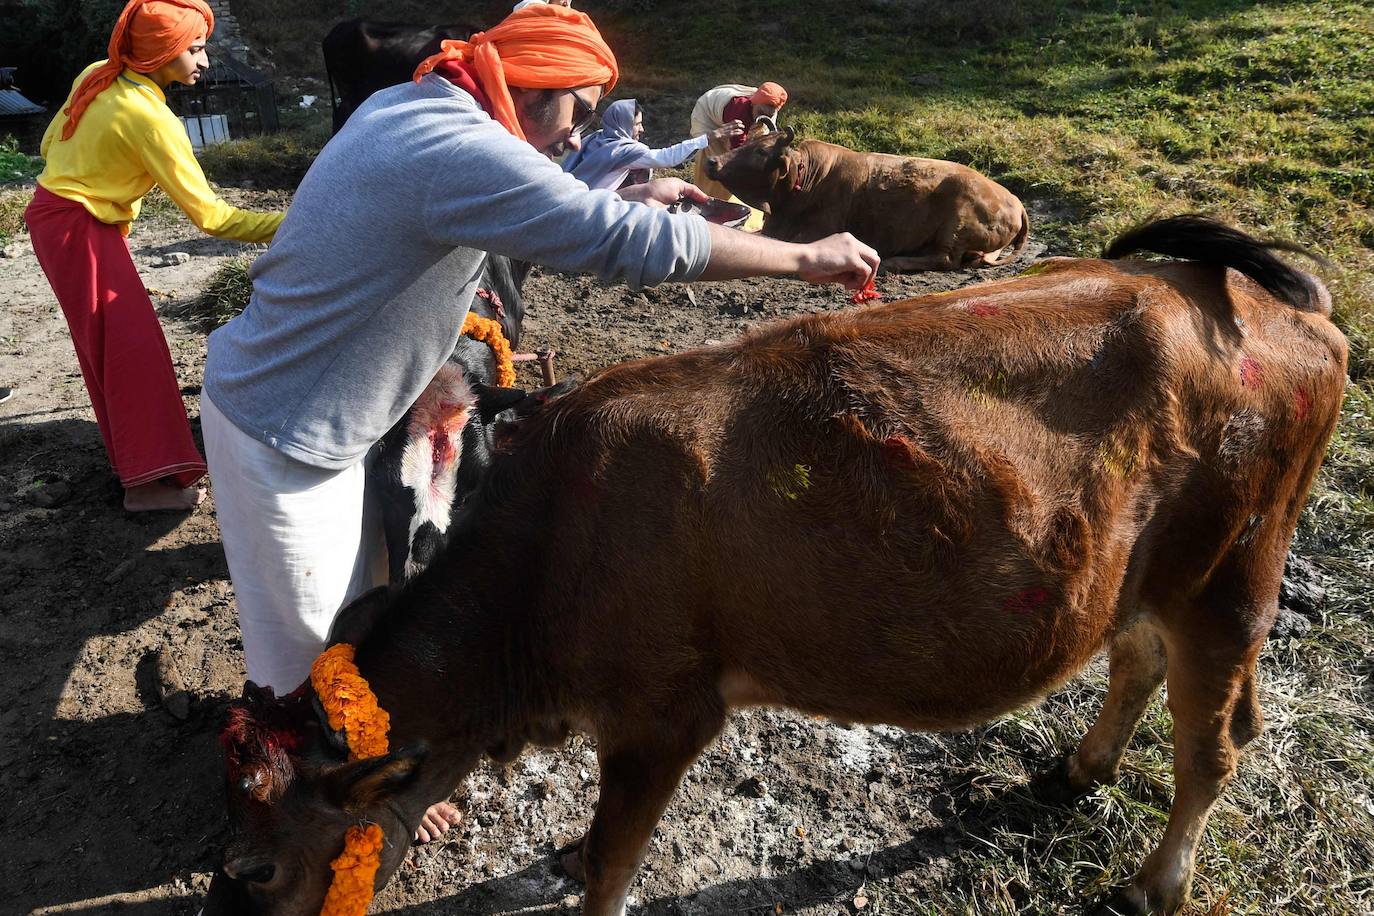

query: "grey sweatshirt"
xmin=203 ymin=75 xmax=712 ymax=469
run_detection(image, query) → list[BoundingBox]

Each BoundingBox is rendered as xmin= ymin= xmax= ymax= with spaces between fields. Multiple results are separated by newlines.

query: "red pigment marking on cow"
xmin=429 ymin=430 xmax=455 ymax=479
xmin=968 ymin=301 xmax=1000 ymax=317
xmin=883 ymin=435 xmax=918 ymax=468
xmin=220 ymin=707 xmax=299 ymax=782
xmin=1239 ymin=356 xmax=1263 ymax=390
xmin=850 ymin=279 xmax=881 ymax=304
xmin=1003 ymin=586 xmax=1050 ymax=614
xmin=476 ymin=287 xmax=506 ymax=320
xmin=1294 ymin=388 xmax=1312 ymax=421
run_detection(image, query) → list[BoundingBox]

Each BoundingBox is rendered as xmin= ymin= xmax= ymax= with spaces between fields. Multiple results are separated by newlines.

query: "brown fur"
xmin=706 ymin=128 xmax=1030 ymax=269
xmin=208 ymin=231 xmax=1346 ymax=916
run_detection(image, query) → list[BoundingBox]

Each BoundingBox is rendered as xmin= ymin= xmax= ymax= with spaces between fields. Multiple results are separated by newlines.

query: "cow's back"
xmin=454 ymin=258 xmax=1344 ymax=728
xmin=787 ymin=140 xmax=1025 ymax=257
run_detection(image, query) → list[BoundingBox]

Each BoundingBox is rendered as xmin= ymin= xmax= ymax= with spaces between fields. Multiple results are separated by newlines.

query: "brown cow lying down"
xmin=207 ymin=217 xmax=1345 ymax=916
xmin=706 ymin=126 xmax=1029 ymax=270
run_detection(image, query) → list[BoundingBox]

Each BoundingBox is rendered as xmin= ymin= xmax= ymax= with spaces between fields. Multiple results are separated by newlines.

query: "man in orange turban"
xmin=202 ymin=3 xmax=875 ymax=860
xmin=28 ymin=0 xmax=283 ymax=513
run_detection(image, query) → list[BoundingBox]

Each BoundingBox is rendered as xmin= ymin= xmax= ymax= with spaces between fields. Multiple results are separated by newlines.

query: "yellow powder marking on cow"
xmin=1017 ymin=262 xmax=1052 ymax=277
xmin=462 ymin=313 xmax=517 ymax=387
xmin=768 ymin=464 xmax=812 ymax=500
xmin=965 ymin=370 xmax=1009 ymax=406
xmin=1098 ymin=438 xmax=1141 ymax=478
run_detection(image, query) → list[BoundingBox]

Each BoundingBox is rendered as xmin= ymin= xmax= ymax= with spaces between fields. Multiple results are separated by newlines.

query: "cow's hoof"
xmin=1029 ymin=756 xmax=1091 ymax=806
xmin=556 ymin=835 xmax=587 ymax=883
xmin=1087 ymin=887 xmax=1148 ymax=916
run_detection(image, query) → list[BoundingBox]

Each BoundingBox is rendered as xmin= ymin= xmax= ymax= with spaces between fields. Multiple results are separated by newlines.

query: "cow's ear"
xmin=324 ymin=743 xmax=428 ymax=812
xmin=327 ymin=587 xmax=391 ymax=646
xmin=471 ymin=382 xmax=531 ymax=424
xmin=781 ymin=125 xmax=795 ymax=146
xmin=514 ymin=378 xmax=577 ymax=418
xmin=473 ymin=379 xmax=577 ymax=424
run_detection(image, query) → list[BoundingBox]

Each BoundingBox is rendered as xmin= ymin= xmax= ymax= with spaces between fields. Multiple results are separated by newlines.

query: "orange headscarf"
xmin=412 ymin=3 xmax=618 ymax=142
xmin=60 ymin=0 xmax=214 ymax=141
xmin=752 ymin=82 xmax=788 ymax=109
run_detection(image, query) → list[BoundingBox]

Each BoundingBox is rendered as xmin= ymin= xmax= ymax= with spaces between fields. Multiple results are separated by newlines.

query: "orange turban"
xmin=60 ymin=0 xmax=214 ymax=141
xmin=752 ymin=82 xmax=788 ymax=109
xmin=413 ymin=3 xmax=618 ymax=142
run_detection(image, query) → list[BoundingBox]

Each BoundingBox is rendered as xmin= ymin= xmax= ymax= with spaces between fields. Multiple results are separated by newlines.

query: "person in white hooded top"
xmin=563 ymin=98 xmax=743 ymax=191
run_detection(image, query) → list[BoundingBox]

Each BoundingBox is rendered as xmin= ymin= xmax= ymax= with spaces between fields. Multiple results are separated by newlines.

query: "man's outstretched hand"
xmin=797 ymin=233 xmax=880 ymax=291
xmin=618 ymin=178 xmax=711 ymax=209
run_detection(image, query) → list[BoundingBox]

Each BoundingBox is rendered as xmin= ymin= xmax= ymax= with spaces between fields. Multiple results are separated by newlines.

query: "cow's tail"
xmin=1105 ymin=214 xmax=1330 ymax=315
xmin=987 ymin=204 xmax=1031 ymax=265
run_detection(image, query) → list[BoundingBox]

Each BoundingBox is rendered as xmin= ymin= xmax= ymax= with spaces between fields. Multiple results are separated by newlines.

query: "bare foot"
xmin=414 ymin=801 xmax=462 ymax=844
xmin=123 ymin=481 xmax=206 ymax=512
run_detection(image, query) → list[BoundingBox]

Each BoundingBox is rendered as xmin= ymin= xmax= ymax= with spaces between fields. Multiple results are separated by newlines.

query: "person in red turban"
xmin=689 ymin=80 xmax=790 ymax=201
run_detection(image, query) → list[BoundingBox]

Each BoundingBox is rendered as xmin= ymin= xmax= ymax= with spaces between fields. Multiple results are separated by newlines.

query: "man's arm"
xmin=616 ymin=178 xmax=880 ymax=289
xmin=700 ymin=223 xmax=878 ymax=289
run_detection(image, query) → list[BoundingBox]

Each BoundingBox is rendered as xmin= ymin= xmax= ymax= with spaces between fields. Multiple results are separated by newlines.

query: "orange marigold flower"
xmin=311 ymin=644 xmax=391 ymax=760
xmin=320 ymin=823 xmax=385 ymax=916
xmin=462 ymin=313 xmax=517 ymax=387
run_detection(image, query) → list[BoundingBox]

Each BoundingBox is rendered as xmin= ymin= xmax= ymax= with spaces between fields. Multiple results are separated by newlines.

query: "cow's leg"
xmin=567 ymin=715 xmax=722 ymax=916
xmin=880 ymin=252 xmax=962 ymax=272
xmin=1098 ymin=629 xmax=1265 ymax=915
xmin=1057 ymin=618 xmax=1167 ymax=796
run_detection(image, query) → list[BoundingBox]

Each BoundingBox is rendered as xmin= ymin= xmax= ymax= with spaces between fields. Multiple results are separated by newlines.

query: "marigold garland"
xmin=310 ymin=644 xmax=390 ymax=760
xmin=462 ymin=312 xmax=517 ymax=387
xmin=310 ymin=645 xmax=392 ymax=916
xmin=320 ymin=823 xmax=385 ymax=916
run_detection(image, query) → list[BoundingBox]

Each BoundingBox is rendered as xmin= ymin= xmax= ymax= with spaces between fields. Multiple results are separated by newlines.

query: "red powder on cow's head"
xmin=220 ymin=705 xmax=301 ymax=802
xmin=968 ymin=301 xmax=1000 ymax=317
xmin=1003 ymin=586 xmax=1050 ymax=614
xmin=1239 ymin=356 xmax=1263 ymax=390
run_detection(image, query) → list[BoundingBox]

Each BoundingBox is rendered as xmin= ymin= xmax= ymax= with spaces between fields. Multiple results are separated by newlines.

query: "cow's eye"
xmin=238 ymin=863 xmax=277 ymax=884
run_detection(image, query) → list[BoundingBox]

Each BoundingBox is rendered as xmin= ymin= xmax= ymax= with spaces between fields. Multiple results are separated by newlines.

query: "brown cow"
xmin=706 ymin=126 xmax=1030 ymax=270
xmin=205 ymin=217 xmax=1345 ymax=916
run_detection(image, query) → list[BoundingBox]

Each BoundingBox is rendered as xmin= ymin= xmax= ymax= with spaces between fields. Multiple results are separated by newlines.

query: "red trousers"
xmin=25 ymin=186 xmax=206 ymax=488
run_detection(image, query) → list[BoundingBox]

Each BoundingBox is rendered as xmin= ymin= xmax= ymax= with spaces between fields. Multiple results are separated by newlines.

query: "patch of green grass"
xmin=163 ymin=256 xmax=254 ymax=328
xmin=197 ymin=123 xmax=330 ymax=190
xmin=0 ymin=186 xmax=31 ymax=247
xmin=0 ymin=135 xmax=42 ymax=184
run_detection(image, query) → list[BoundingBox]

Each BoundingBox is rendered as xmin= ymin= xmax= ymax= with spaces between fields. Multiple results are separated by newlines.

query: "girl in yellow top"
xmin=26 ymin=0 xmax=284 ymax=512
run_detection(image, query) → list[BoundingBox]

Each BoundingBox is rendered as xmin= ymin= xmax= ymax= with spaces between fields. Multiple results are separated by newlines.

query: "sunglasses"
xmin=568 ymin=88 xmax=599 ymax=136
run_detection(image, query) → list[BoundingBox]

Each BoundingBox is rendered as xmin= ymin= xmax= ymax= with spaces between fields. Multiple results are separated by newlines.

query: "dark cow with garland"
xmin=206 ymin=217 xmax=1346 ymax=916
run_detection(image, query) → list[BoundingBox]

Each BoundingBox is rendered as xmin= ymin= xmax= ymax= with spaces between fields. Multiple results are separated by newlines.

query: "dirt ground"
xmin=2 ymin=184 xmax=1194 ymax=916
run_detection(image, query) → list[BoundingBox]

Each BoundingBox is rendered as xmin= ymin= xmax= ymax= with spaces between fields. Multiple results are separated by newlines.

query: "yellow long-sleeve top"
xmin=38 ymin=62 xmax=283 ymax=243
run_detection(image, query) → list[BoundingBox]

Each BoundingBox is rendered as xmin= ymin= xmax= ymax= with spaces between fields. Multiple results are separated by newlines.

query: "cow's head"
xmin=374 ymin=368 xmax=577 ymax=583
xmin=703 ymin=126 xmax=799 ymax=212
xmin=203 ymin=680 xmax=429 ymax=915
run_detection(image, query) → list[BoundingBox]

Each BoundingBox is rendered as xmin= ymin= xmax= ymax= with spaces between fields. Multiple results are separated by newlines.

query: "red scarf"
xmin=434 ymin=60 xmax=495 ymax=118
